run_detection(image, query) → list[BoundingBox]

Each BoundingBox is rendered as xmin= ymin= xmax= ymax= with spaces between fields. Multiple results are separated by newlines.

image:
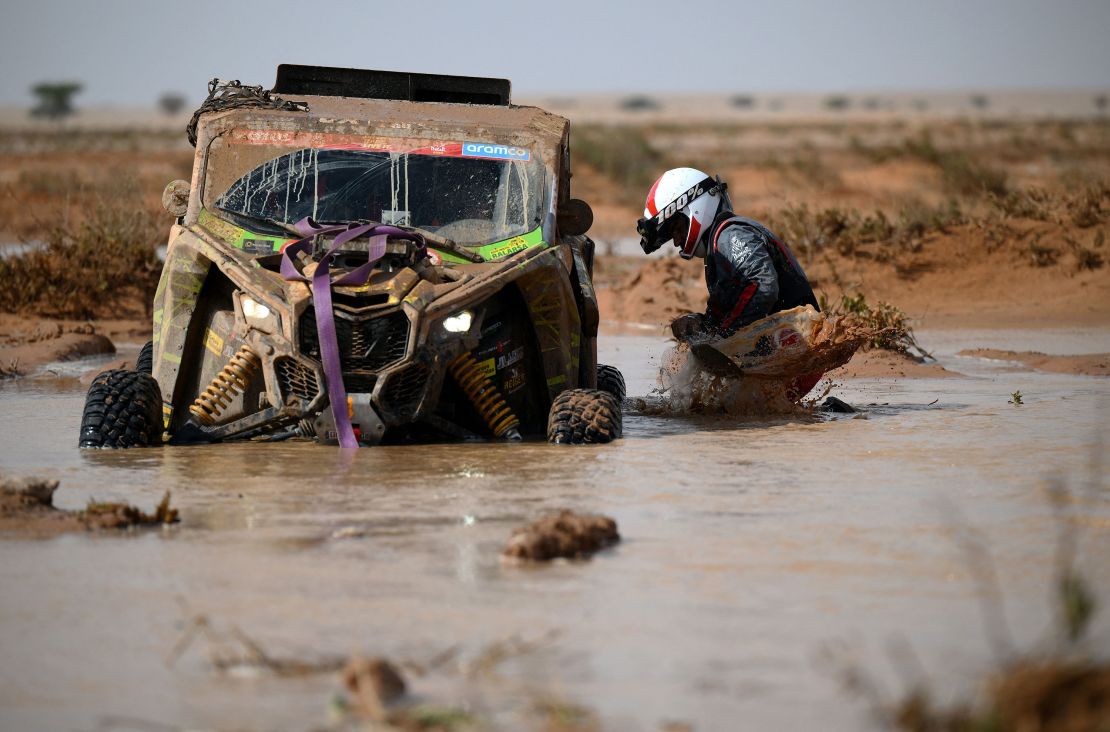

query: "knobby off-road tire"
xmin=136 ymin=340 xmax=153 ymax=374
xmin=547 ymin=388 xmax=622 ymax=445
xmin=79 ymin=369 xmax=162 ymax=448
xmin=596 ymin=364 xmax=626 ymax=402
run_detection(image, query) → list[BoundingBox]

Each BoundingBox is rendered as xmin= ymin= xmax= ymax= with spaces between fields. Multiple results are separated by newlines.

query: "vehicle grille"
xmin=380 ymin=364 xmax=430 ymax=417
xmin=274 ymin=357 xmax=320 ymax=401
xmin=299 ymin=309 xmax=410 ymax=373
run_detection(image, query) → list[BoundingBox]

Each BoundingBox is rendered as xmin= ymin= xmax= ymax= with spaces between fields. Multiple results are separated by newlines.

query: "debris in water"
xmin=168 ymin=613 xmax=344 ymax=677
xmin=820 ymin=396 xmax=857 ymax=413
xmin=0 ymin=476 xmax=178 ymax=534
xmin=343 ymin=655 xmax=407 ymax=721
xmin=1009 ymin=390 xmax=1024 ymax=406
xmin=502 ymin=510 xmax=620 ymax=562
xmin=82 ymin=491 xmax=179 ymax=529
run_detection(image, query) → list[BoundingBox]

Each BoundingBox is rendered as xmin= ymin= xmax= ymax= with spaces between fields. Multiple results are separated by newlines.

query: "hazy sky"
xmin=1 ymin=0 xmax=1108 ymax=105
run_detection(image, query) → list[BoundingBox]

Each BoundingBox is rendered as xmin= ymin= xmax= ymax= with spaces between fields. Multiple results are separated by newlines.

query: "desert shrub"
xmin=1065 ymin=236 xmax=1104 ymax=271
xmin=938 ymin=152 xmax=1008 ymax=197
xmin=824 ymin=95 xmax=851 ymax=111
xmin=730 ymin=95 xmax=755 ymax=109
xmin=829 ymin=292 xmax=931 ymax=359
xmin=572 ymin=125 xmax=662 ymax=205
xmin=991 ymin=187 xmax=1055 ymax=221
xmin=770 ymin=200 xmax=962 ymax=260
xmin=900 ymin=131 xmax=1008 ymax=197
xmin=0 ymin=180 xmax=163 ymax=318
xmin=619 ymin=95 xmax=659 ymax=111
xmin=1067 ymin=181 xmax=1108 ymax=228
xmin=1027 ymin=236 xmax=1059 ymax=267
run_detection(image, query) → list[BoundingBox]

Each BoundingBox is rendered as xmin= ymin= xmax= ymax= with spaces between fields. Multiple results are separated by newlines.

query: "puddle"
xmin=0 ymin=330 xmax=1108 ymax=730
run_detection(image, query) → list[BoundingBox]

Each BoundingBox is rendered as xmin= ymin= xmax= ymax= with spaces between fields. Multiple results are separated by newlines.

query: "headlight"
xmin=242 ymin=296 xmax=271 ymax=321
xmin=442 ymin=310 xmax=473 ymax=334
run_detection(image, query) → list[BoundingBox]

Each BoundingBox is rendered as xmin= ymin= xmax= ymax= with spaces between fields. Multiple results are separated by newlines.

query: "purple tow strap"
xmin=280 ymin=217 xmax=425 ymax=448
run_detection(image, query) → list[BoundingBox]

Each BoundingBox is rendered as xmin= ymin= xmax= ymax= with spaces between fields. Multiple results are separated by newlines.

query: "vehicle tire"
xmin=136 ymin=340 xmax=153 ymax=374
xmin=79 ymin=369 xmax=162 ymax=449
xmin=596 ymin=364 xmax=626 ymax=401
xmin=547 ymin=388 xmax=622 ymax=444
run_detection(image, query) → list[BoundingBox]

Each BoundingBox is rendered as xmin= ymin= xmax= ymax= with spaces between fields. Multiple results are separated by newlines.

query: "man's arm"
xmin=705 ymin=224 xmax=780 ymax=334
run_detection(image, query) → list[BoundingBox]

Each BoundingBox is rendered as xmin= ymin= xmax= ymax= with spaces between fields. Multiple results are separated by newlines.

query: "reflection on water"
xmin=0 ymin=331 xmax=1108 ymax=731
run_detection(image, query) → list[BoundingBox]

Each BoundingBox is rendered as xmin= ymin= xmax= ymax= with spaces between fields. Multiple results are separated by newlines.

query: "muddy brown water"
xmin=2 ymin=329 xmax=1109 ymax=731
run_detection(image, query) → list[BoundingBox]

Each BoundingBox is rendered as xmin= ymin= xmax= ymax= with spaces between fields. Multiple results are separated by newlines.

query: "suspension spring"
xmin=448 ymin=352 xmax=521 ymax=439
xmin=189 ymin=346 xmax=262 ymax=425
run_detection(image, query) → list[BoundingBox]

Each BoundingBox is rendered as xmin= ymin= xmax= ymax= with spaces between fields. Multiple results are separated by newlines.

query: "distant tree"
xmin=970 ymin=94 xmax=990 ymax=110
xmin=30 ymin=82 xmax=82 ymax=120
xmin=862 ymin=97 xmax=881 ymax=111
xmin=730 ymin=94 xmax=755 ymax=110
xmin=158 ymin=92 xmax=187 ymax=116
xmin=824 ymin=95 xmax=851 ymax=111
xmin=912 ymin=99 xmax=929 ymax=112
xmin=619 ymin=95 xmax=659 ymax=111
xmin=1095 ymin=95 xmax=1108 ymax=114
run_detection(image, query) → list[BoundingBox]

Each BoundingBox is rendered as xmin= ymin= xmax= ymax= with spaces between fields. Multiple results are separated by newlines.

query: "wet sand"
xmin=1 ymin=329 xmax=1108 ymax=731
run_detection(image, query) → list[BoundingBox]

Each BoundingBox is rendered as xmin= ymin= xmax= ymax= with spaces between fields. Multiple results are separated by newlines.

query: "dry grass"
xmin=765 ymin=200 xmax=964 ymax=260
xmin=0 ymin=177 xmax=164 ymax=318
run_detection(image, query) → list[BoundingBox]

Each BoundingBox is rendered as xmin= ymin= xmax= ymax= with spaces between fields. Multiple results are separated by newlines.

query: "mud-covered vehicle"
xmin=79 ymin=66 xmax=624 ymax=448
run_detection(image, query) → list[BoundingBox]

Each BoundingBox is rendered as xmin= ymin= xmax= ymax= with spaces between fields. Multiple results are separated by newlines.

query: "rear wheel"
xmin=79 ymin=369 xmax=162 ymax=449
xmin=596 ymin=364 xmax=626 ymax=401
xmin=547 ymin=388 xmax=622 ymax=444
xmin=136 ymin=341 xmax=153 ymax=374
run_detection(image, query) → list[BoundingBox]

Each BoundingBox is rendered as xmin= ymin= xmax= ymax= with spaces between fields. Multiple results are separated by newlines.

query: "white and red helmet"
xmin=638 ymin=167 xmax=727 ymax=259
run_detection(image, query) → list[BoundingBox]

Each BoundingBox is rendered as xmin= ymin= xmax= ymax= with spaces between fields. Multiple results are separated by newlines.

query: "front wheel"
xmin=79 ymin=369 xmax=162 ymax=448
xmin=547 ymin=388 xmax=622 ymax=445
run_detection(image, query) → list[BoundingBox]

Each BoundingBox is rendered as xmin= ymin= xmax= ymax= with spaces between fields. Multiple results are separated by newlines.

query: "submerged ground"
xmin=1 ymin=332 xmax=1108 ymax=730
xmin=1 ymin=115 xmax=1108 ymax=730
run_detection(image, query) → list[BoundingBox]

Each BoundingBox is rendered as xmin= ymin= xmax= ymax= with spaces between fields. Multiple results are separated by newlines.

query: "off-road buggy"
xmin=79 ymin=66 xmax=625 ymax=448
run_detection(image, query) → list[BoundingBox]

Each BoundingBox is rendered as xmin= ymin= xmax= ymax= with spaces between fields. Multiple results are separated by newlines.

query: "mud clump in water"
xmin=343 ymin=656 xmax=407 ymax=720
xmin=82 ymin=491 xmax=179 ymax=529
xmin=502 ymin=510 xmax=620 ymax=562
xmin=0 ymin=476 xmax=179 ymax=535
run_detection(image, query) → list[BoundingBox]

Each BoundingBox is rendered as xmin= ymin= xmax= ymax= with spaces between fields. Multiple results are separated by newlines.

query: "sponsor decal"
xmin=462 ymin=142 xmax=531 ymax=161
xmin=426 ymin=249 xmax=443 ymax=265
xmin=240 ymin=238 xmax=280 ymax=255
xmin=204 ymin=329 xmax=225 ymax=357
xmin=503 ymin=365 xmax=526 ymax=393
xmin=486 ymin=236 xmax=531 ymax=259
xmin=496 ymin=346 xmax=524 ymax=371
xmin=653 ymin=180 xmax=710 ymax=227
xmin=476 ymin=357 xmax=496 ymax=379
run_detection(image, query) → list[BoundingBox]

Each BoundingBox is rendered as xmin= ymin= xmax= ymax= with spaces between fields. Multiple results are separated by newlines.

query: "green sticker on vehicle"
xmin=434 ymin=226 xmax=545 ymax=264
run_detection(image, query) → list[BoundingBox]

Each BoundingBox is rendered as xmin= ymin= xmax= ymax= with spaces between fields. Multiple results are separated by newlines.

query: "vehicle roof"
xmin=196 ymin=94 xmax=569 ymax=156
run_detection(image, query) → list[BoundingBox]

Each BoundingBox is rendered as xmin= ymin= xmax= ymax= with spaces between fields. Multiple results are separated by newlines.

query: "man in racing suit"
xmin=637 ymin=167 xmax=818 ymax=341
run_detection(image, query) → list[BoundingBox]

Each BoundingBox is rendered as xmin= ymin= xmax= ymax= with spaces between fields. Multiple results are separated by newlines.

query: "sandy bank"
xmin=957 ymin=348 xmax=1110 ymax=376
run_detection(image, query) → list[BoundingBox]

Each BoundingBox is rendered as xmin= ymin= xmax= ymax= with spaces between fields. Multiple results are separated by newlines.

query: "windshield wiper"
xmin=212 ymin=208 xmax=299 ymax=238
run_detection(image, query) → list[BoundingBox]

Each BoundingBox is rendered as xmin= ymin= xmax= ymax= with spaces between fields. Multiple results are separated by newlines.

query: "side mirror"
xmin=556 ymin=198 xmax=593 ymax=237
xmin=162 ymin=179 xmax=190 ymax=217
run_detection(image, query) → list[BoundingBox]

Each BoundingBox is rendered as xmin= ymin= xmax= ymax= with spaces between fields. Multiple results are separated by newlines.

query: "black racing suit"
xmin=703 ymin=214 xmax=819 ymax=336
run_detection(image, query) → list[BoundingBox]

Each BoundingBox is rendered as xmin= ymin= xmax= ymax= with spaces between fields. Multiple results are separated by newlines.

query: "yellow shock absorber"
xmin=189 ymin=346 xmax=262 ymax=425
xmin=448 ymin=352 xmax=521 ymax=439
